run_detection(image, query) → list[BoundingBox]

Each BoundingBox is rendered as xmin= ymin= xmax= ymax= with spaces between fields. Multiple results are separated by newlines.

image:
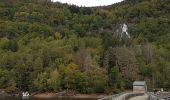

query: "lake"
xmin=0 ymin=97 xmax=97 ymax=100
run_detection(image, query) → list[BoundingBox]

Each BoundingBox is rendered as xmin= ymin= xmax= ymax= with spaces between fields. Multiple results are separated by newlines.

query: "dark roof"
xmin=133 ymin=81 xmax=146 ymax=86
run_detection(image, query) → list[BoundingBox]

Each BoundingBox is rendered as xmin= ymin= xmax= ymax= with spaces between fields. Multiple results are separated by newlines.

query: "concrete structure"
xmin=133 ymin=81 xmax=147 ymax=93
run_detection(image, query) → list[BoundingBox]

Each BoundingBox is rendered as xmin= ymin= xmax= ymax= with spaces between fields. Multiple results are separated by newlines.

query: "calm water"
xmin=0 ymin=97 xmax=97 ymax=100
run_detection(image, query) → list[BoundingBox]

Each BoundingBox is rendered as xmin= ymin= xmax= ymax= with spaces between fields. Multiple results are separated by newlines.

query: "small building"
xmin=133 ymin=81 xmax=147 ymax=93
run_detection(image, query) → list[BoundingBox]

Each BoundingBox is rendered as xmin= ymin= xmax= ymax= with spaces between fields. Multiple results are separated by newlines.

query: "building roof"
xmin=133 ymin=81 xmax=146 ymax=86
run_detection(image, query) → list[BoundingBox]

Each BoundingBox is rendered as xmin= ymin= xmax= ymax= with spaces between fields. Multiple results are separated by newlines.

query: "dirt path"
xmin=128 ymin=94 xmax=148 ymax=100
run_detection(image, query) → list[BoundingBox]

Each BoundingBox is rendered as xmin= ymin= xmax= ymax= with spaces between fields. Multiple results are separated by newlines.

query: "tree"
xmin=0 ymin=37 xmax=10 ymax=50
xmin=0 ymin=68 xmax=16 ymax=92
xmin=141 ymin=43 xmax=154 ymax=64
xmin=14 ymin=12 xmax=29 ymax=21
xmin=8 ymin=39 xmax=18 ymax=52
xmin=58 ymin=63 xmax=79 ymax=90
xmin=75 ymin=72 xmax=88 ymax=93
xmin=108 ymin=67 xmax=119 ymax=87
xmin=54 ymin=32 xmax=62 ymax=40
xmin=73 ymin=49 xmax=92 ymax=72
xmin=47 ymin=68 xmax=60 ymax=92
xmin=33 ymin=72 xmax=49 ymax=91
xmin=0 ymin=69 xmax=9 ymax=88
xmin=89 ymin=68 xmax=108 ymax=93
xmin=104 ymin=47 xmax=139 ymax=89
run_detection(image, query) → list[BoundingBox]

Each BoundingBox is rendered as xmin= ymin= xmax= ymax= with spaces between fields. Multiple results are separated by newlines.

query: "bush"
xmin=5 ymin=82 xmax=18 ymax=93
xmin=75 ymin=72 xmax=88 ymax=93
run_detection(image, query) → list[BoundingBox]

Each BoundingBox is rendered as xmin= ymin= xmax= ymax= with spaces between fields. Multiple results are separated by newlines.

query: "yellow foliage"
xmin=54 ymin=32 xmax=61 ymax=40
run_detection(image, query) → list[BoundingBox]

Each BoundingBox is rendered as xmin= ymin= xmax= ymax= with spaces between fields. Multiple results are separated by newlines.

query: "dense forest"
xmin=0 ymin=0 xmax=170 ymax=94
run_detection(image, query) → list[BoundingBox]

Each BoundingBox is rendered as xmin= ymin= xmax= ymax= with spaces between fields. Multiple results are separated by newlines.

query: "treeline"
xmin=0 ymin=0 xmax=170 ymax=93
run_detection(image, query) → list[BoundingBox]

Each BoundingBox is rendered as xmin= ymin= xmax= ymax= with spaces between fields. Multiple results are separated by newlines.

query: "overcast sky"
xmin=52 ymin=0 xmax=123 ymax=7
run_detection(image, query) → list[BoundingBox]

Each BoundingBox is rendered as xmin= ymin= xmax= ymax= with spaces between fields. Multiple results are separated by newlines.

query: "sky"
xmin=52 ymin=0 xmax=123 ymax=7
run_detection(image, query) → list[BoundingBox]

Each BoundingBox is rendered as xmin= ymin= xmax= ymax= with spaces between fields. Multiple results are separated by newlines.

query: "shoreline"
xmin=0 ymin=90 xmax=107 ymax=99
xmin=33 ymin=92 xmax=107 ymax=99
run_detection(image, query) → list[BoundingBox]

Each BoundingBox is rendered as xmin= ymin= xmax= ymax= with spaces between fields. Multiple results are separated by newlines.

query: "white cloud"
xmin=52 ymin=0 xmax=123 ymax=7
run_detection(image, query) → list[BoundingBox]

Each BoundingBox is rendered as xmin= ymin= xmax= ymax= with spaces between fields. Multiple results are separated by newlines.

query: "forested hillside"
xmin=0 ymin=0 xmax=170 ymax=93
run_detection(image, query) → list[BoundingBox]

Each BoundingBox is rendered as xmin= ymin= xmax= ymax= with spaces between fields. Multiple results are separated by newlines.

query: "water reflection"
xmin=0 ymin=97 xmax=97 ymax=100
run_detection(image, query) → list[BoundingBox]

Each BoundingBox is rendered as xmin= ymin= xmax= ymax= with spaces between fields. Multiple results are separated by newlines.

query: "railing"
xmin=98 ymin=92 xmax=144 ymax=100
xmin=148 ymin=92 xmax=170 ymax=100
xmin=99 ymin=91 xmax=170 ymax=100
xmin=124 ymin=93 xmax=144 ymax=99
xmin=98 ymin=92 xmax=127 ymax=100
